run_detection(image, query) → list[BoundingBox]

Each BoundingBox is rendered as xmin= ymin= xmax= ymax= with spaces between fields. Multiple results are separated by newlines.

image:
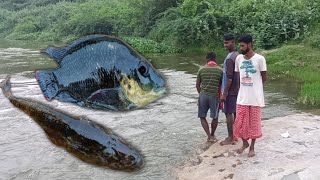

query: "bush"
xmin=150 ymin=0 xmax=319 ymax=49
xmin=0 ymin=0 xmax=319 ymax=50
xmin=122 ymin=36 xmax=181 ymax=53
xmin=149 ymin=1 xmax=231 ymax=48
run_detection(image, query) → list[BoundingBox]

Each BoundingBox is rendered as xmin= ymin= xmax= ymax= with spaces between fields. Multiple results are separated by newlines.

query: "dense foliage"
xmin=0 ymin=1 xmax=319 ymax=105
xmin=0 ymin=0 xmax=319 ymax=51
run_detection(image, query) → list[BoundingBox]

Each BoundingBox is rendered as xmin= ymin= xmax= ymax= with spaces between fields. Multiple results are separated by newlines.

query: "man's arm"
xmin=219 ymin=71 xmax=223 ymax=88
xmin=259 ymin=56 xmax=267 ymax=84
xmin=221 ymin=59 xmax=234 ymax=101
xmin=234 ymin=72 xmax=240 ymax=78
xmin=261 ymin=71 xmax=267 ymax=84
xmin=196 ymin=74 xmax=201 ymax=93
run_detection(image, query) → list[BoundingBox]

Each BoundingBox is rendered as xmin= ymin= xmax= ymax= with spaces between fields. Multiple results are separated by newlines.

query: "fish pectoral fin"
xmin=86 ymin=88 xmax=128 ymax=110
xmin=57 ymin=91 xmax=81 ymax=103
xmin=87 ymin=88 xmax=120 ymax=103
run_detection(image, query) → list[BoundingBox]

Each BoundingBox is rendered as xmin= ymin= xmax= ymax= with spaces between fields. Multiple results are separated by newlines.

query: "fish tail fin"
xmin=35 ymin=70 xmax=59 ymax=100
xmin=0 ymin=76 xmax=13 ymax=98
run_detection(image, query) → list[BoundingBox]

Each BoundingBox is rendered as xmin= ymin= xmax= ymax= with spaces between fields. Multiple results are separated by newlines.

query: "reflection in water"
xmin=0 ymin=47 xmax=57 ymax=76
xmin=147 ymin=54 xmax=208 ymax=75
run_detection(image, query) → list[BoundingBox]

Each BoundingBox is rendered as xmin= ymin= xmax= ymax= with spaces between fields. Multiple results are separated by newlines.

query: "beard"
xmin=241 ymin=48 xmax=249 ymax=55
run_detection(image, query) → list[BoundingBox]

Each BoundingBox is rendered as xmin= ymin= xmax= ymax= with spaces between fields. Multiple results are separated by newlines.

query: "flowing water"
xmin=0 ymin=40 xmax=304 ymax=180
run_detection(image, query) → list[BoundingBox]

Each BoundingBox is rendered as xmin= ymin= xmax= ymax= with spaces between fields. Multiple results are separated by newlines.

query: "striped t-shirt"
xmin=197 ymin=65 xmax=223 ymax=97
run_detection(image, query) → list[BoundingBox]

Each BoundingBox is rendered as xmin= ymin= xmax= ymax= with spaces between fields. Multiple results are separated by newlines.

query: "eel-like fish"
xmin=1 ymin=76 xmax=143 ymax=171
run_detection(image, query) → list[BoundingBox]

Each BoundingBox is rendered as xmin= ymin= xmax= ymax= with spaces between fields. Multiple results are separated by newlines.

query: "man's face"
xmin=223 ymin=40 xmax=234 ymax=50
xmin=240 ymin=42 xmax=251 ymax=55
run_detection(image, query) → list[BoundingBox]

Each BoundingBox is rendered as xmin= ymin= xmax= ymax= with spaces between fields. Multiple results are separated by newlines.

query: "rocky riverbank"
xmin=176 ymin=114 xmax=320 ymax=180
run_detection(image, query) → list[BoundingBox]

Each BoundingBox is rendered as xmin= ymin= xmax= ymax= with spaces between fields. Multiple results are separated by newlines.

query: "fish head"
xmin=119 ymin=59 xmax=167 ymax=107
xmin=102 ymin=135 xmax=143 ymax=170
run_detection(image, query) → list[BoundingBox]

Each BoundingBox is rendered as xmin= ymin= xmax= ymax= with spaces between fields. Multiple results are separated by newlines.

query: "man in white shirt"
xmin=234 ymin=34 xmax=267 ymax=157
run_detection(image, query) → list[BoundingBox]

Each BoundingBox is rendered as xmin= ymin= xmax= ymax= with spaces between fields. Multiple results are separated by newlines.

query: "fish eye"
xmin=138 ymin=62 xmax=149 ymax=77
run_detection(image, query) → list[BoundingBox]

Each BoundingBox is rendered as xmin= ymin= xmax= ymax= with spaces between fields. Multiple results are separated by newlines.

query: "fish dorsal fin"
xmin=40 ymin=47 xmax=67 ymax=64
xmin=64 ymin=34 xmax=107 ymax=54
xmin=41 ymin=35 xmax=142 ymax=64
xmin=41 ymin=35 xmax=107 ymax=64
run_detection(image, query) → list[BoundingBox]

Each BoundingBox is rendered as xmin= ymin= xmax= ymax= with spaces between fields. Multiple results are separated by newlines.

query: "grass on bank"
xmin=264 ymin=44 xmax=320 ymax=106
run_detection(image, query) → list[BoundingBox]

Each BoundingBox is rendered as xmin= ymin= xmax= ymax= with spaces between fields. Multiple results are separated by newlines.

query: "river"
xmin=0 ymin=39 xmax=303 ymax=180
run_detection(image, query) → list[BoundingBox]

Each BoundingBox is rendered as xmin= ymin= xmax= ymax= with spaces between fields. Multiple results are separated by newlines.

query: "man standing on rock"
xmin=196 ymin=52 xmax=223 ymax=143
xmin=220 ymin=34 xmax=240 ymax=146
xmin=234 ymin=34 xmax=267 ymax=157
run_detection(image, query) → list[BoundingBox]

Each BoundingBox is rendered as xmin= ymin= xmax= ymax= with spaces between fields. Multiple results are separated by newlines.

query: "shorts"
xmin=198 ymin=93 xmax=219 ymax=119
xmin=223 ymin=95 xmax=237 ymax=114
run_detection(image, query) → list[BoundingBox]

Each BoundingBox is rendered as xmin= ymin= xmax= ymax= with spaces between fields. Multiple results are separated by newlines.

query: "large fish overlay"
xmin=36 ymin=35 xmax=167 ymax=110
xmin=0 ymin=76 xmax=143 ymax=170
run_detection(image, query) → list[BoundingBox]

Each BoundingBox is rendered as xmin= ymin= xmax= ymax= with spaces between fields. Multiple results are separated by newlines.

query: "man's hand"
xmin=221 ymin=93 xmax=227 ymax=102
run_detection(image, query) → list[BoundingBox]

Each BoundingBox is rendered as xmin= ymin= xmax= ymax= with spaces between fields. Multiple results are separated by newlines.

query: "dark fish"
xmin=36 ymin=35 xmax=166 ymax=110
xmin=1 ymin=76 xmax=143 ymax=170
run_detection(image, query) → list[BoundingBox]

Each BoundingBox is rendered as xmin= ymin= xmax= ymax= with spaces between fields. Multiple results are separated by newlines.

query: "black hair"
xmin=239 ymin=34 xmax=253 ymax=44
xmin=224 ymin=34 xmax=235 ymax=41
xmin=206 ymin=52 xmax=216 ymax=61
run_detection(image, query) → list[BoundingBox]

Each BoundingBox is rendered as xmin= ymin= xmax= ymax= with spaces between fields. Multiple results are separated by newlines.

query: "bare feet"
xmin=248 ymin=149 xmax=255 ymax=157
xmin=236 ymin=142 xmax=249 ymax=154
xmin=220 ymin=137 xmax=235 ymax=146
xmin=207 ymin=137 xmax=214 ymax=142
xmin=207 ymin=136 xmax=218 ymax=143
